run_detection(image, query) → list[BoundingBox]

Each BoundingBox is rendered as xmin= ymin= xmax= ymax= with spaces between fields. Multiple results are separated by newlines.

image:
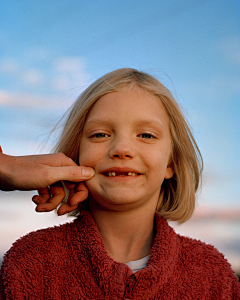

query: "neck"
xmin=89 ymin=200 xmax=156 ymax=263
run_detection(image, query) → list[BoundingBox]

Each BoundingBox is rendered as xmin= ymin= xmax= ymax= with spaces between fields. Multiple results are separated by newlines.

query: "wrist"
xmin=0 ymin=153 xmax=16 ymax=191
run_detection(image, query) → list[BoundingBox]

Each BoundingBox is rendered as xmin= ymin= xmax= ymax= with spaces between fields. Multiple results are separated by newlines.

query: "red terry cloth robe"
xmin=1 ymin=207 xmax=240 ymax=299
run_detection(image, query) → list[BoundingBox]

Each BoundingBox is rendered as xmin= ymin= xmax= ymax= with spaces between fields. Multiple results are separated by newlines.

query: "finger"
xmin=35 ymin=183 xmax=65 ymax=212
xmin=63 ymin=181 xmax=76 ymax=204
xmin=57 ymin=182 xmax=89 ymax=216
xmin=57 ymin=202 xmax=79 ymax=216
xmin=32 ymin=187 xmax=50 ymax=204
xmin=50 ymin=166 xmax=95 ymax=184
xmin=69 ymin=182 xmax=89 ymax=206
xmin=64 ymin=181 xmax=76 ymax=194
xmin=40 ymin=153 xmax=78 ymax=167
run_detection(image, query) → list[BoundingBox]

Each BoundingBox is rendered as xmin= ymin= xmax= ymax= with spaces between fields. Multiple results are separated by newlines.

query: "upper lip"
xmin=101 ymin=167 xmax=142 ymax=175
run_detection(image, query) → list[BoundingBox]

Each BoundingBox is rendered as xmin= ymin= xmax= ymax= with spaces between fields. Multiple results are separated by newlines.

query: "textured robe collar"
xmin=71 ymin=207 xmax=179 ymax=297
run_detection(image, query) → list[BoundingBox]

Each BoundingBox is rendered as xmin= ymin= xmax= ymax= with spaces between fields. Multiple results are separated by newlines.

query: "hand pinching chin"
xmin=32 ymin=180 xmax=90 ymax=215
xmin=0 ymin=146 xmax=94 ymax=214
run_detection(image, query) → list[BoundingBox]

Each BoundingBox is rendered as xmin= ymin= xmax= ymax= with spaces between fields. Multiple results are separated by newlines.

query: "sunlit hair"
xmin=54 ymin=68 xmax=203 ymax=223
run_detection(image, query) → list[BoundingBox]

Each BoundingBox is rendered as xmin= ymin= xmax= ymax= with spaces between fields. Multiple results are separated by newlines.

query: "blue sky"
xmin=1 ymin=0 xmax=239 ymax=207
xmin=0 ymin=0 xmax=240 ymax=263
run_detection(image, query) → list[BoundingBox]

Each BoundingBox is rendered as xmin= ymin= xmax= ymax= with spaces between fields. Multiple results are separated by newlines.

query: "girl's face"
xmin=79 ymin=85 xmax=174 ymax=212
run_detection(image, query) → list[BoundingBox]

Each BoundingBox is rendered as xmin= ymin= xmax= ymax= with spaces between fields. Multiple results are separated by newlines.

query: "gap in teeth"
xmin=107 ymin=172 xmax=137 ymax=177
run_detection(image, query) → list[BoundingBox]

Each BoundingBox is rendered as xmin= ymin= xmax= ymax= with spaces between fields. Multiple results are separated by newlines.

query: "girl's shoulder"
xmin=1 ymin=218 xmax=80 ymax=269
xmin=0 ymin=216 xmax=88 ymax=299
xmin=174 ymin=231 xmax=239 ymax=285
xmin=176 ymin=231 xmax=226 ymax=261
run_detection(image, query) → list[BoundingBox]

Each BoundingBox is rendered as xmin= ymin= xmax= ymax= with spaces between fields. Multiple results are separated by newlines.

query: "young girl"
xmin=1 ymin=68 xmax=239 ymax=299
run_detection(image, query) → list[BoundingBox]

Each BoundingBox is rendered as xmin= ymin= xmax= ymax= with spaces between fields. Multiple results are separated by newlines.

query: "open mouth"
xmin=104 ymin=172 xmax=141 ymax=177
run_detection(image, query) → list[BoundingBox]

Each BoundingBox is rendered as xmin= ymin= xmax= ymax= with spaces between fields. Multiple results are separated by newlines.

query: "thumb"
xmin=52 ymin=166 xmax=95 ymax=182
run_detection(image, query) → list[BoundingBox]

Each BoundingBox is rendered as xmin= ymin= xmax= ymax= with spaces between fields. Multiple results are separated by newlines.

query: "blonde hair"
xmin=54 ymin=68 xmax=203 ymax=223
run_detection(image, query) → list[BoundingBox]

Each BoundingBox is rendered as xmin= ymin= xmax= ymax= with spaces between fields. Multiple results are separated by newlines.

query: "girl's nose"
xmin=108 ymin=138 xmax=136 ymax=159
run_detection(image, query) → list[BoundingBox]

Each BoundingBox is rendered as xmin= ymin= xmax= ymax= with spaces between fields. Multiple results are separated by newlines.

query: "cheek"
xmin=145 ymin=149 xmax=170 ymax=177
xmin=79 ymin=149 xmax=95 ymax=166
xmin=145 ymin=147 xmax=167 ymax=165
xmin=79 ymin=142 xmax=105 ymax=167
xmin=79 ymin=142 xmax=92 ymax=166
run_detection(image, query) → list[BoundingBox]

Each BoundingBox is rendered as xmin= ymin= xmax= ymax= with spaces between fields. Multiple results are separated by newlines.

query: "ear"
xmin=164 ymin=163 xmax=174 ymax=179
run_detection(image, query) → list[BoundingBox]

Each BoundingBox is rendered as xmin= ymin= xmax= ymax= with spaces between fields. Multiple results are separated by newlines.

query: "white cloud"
xmin=0 ymin=59 xmax=20 ymax=74
xmin=22 ymin=69 xmax=43 ymax=85
xmin=52 ymin=75 xmax=73 ymax=91
xmin=0 ymin=59 xmax=43 ymax=86
xmin=25 ymin=46 xmax=52 ymax=61
xmin=0 ymin=90 xmax=11 ymax=104
xmin=0 ymin=55 xmax=91 ymax=109
xmin=0 ymin=89 xmax=65 ymax=109
xmin=54 ymin=57 xmax=86 ymax=73
xmin=0 ymin=55 xmax=91 ymax=96
xmin=52 ymin=57 xmax=90 ymax=92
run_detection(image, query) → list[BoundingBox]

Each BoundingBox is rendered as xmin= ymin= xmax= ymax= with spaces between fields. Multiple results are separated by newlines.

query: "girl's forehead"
xmin=85 ymin=87 xmax=169 ymax=128
xmin=93 ymin=86 xmax=162 ymax=111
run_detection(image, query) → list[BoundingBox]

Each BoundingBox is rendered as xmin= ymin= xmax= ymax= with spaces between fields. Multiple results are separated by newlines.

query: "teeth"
xmin=128 ymin=172 xmax=137 ymax=176
xmin=107 ymin=172 xmax=138 ymax=177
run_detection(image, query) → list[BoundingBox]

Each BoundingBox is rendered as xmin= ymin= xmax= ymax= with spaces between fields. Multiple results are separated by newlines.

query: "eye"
xmin=90 ymin=132 xmax=110 ymax=138
xmin=139 ymin=133 xmax=155 ymax=139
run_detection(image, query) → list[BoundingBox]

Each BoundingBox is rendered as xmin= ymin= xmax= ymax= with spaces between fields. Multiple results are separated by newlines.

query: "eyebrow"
xmin=135 ymin=119 xmax=164 ymax=128
xmin=85 ymin=118 xmax=164 ymax=128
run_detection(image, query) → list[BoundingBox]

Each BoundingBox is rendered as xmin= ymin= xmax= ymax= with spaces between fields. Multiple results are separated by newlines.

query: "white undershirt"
xmin=125 ymin=255 xmax=150 ymax=273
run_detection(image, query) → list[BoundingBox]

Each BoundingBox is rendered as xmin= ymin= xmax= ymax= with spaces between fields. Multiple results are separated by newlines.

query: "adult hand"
xmin=0 ymin=148 xmax=94 ymax=215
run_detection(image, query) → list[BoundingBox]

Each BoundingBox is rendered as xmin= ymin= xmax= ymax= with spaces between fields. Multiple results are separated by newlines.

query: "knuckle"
xmin=56 ymin=152 xmax=65 ymax=158
xmin=68 ymin=167 xmax=78 ymax=177
xmin=67 ymin=157 xmax=76 ymax=166
xmin=55 ymin=152 xmax=67 ymax=162
xmin=57 ymin=153 xmax=75 ymax=165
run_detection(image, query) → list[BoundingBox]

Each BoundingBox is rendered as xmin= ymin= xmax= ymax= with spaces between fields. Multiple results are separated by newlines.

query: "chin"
xmin=88 ymin=192 xmax=141 ymax=209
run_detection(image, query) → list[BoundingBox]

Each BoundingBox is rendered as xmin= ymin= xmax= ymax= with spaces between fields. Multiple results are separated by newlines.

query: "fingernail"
xmin=38 ymin=208 xmax=47 ymax=212
xmin=82 ymin=168 xmax=95 ymax=177
xmin=0 ymin=146 xmax=2 ymax=153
